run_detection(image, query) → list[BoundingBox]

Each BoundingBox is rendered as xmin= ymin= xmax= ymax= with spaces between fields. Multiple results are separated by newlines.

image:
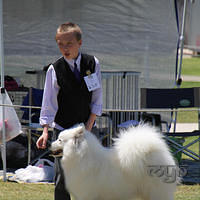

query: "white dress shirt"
xmin=40 ymin=53 xmax=103 ymax=130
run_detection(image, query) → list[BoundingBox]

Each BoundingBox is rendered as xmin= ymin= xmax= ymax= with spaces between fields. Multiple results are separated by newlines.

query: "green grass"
xmin=177 ymin=57 xmax=200 ymax=123
xmin=0 ymin=180 xmax=199 ymax=200
xmin=180 ymin=81 xmax=200 ymax=88
xmin=176 ymin=81 xmax=198 ymax=123
xmin=175 ymin=185 xmax=200 ymax=200
xmin=0 ymin=181 xmax=54 ymax=200
xmin=182 ymin=57 xmax=200 ymax=76
xmin=181 ymin=136 xmax=199 ymax=160
xmin=177 ymin=109 xmax=198 ymax=123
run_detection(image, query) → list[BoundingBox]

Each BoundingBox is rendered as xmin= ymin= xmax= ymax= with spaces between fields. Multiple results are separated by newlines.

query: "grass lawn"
xmin=0 ymin=181 xmax=54 ymax=200
xmin=181 ymin=135 xmax=199 ymax=160
xmin=176 ymin=109 xmax=198 ymax=123
xmin=177 ymin=57 xmax=200 ymax=123
xmin=175 ymin=185 xmax=200 ymax=200
xmin=0 ymin=180 xmax=199 ymax=200
xmin=180 ymin=81 xmax=200 ymax=88
xmin=182 ymin=57 xmax=200 ymax=76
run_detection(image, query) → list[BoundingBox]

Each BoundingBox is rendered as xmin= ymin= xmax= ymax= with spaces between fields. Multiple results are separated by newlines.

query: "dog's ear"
xmin=75 ymin=123 xmax=85 ymax=136
xmin=73 ymin=123 xmax=85 ymax=147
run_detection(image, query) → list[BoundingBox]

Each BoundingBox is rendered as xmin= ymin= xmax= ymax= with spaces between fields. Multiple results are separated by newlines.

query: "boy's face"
xmin=56 ymin=31 xmax=82 ymax=60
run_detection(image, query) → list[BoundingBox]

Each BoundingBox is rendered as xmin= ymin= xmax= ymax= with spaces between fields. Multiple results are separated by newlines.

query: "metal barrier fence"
xmin=25 ymin=70 xmax=141 ymax=110
xmin=101 ymin=71 xmax=140 ymax=110
xmin=1 ymin=103 xmax=200 ymax=154
xmin=7 ymin=88 xmax=29 ymax=123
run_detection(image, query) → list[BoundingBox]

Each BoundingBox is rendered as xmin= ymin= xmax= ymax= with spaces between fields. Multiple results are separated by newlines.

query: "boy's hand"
xmin=86 ymin=113 xmax=96 ymax=131
xmin=36 ymin=133 xmax=48 ymax=149
xmin=85 ymin=122 xmax=93 ymax=132
xmin=36 ymin=125 xmax=49 ymax=149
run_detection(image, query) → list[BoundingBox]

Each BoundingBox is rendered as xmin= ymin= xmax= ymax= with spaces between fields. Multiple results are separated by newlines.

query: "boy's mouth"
xmin=64 ymin=53 xmax=70 ymax=57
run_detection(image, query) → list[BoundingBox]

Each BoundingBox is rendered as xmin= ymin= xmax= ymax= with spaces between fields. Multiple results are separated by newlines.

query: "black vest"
xmin=53 ymin=54 xmax=95 ymax=129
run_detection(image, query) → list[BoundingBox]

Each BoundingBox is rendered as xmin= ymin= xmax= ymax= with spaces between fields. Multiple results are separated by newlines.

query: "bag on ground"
xmin=15 ymin=159 xmax=55 ymax=183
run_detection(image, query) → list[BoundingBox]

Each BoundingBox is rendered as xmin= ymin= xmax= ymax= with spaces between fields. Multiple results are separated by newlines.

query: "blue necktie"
xmin=74 ymin=62 xmax=80 ymax=82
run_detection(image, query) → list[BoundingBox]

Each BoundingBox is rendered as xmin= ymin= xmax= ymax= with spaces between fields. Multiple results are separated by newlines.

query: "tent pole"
xmin=0 ymin=0 xmax=7 ymax=182
xmin=176 ymin=0 xmax=188 ymax=87
xmin=174 ymin=0 xmax=188 ymax=133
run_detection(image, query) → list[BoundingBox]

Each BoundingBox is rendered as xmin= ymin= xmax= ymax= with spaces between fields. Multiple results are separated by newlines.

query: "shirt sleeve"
xmin=90 ymin=56 xmax=103 ymax=116
xmin=39 ymin=65 xmax=59 ymax=127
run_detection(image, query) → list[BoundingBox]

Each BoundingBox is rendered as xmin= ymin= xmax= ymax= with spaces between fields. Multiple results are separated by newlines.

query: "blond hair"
xmin=56 ymin=22 xmax=82 ymax=41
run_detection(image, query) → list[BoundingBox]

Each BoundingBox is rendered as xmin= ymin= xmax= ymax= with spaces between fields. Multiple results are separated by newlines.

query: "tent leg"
xmin=0 ymin=0 xmax=7 ymax=182
xmin=0 ymin=90 xmax=7 ymax=182
xmin=176 ymin=0 xmax=188 ymax=87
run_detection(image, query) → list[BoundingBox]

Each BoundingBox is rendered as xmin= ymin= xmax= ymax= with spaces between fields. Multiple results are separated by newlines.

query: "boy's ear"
xmin=78 ymin=39 xmax=82 ymax=46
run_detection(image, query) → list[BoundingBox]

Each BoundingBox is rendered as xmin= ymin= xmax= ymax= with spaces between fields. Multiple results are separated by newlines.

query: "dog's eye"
xmin=58 ymin=139 xmax=62 ymax=142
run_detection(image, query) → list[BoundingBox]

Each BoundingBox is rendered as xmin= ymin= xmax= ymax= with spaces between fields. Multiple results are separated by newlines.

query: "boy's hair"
xmin=56 ymin=22 xmax=82 ymax=41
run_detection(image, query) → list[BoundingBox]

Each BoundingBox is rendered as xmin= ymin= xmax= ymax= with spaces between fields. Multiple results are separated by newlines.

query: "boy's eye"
xmin=67 ymin=42 xmax=73 ymax=47
xmin=58 ymin=42 xmax=73 ymax=49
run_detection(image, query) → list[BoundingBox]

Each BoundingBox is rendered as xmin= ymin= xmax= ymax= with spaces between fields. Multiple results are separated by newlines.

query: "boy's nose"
xmin=63 ymin=46 xmax=70 ymax=50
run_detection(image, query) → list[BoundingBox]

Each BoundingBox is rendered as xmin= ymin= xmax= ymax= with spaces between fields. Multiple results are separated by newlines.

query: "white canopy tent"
xmin=0 ymin=0 xmax=192 ymax=181
xmin=3 ymin=0 xmax=179 ymax=88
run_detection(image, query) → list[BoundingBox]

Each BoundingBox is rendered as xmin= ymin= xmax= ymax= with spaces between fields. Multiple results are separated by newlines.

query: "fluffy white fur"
xmin=51 ymin=123 xmax=178 ymax=200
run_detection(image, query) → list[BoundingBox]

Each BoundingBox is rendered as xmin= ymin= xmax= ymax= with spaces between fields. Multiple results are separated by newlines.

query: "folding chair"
xmin=5 ymin=87 xmax=51 ymax=166
xmin=21 ymin=87 xmax=43 ymax=124
xmin=21 ymin=87 xmax=52 ymax=164
xmin=140 ymin=87 xmax=200 ymax=161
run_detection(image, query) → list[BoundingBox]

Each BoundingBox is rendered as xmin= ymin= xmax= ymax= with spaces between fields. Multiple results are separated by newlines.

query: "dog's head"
xmin=50 ymin=123 xmax=85 ymax=158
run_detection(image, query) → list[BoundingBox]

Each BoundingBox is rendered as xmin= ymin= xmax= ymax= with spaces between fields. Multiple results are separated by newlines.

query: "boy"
xmin=36 ymin=22 xmax=102 ymax=200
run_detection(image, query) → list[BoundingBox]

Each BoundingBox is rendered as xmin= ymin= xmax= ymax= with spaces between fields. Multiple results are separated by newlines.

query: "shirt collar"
xmin=64 ymin=53 xmax=81 ymax=68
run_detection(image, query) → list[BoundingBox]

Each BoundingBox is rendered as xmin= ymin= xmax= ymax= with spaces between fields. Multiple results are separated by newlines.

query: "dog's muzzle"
xmin=49 ymin=148 xmax=63 ymax=158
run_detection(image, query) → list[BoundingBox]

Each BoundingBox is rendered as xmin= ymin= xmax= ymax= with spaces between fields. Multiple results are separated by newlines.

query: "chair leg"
xmin=166 ymin=137 xmax=200 ymax=160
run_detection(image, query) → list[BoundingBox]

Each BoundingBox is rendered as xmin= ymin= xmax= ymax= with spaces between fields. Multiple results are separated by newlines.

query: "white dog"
xmin=51 ymin=123 xmax=179 ymax=200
